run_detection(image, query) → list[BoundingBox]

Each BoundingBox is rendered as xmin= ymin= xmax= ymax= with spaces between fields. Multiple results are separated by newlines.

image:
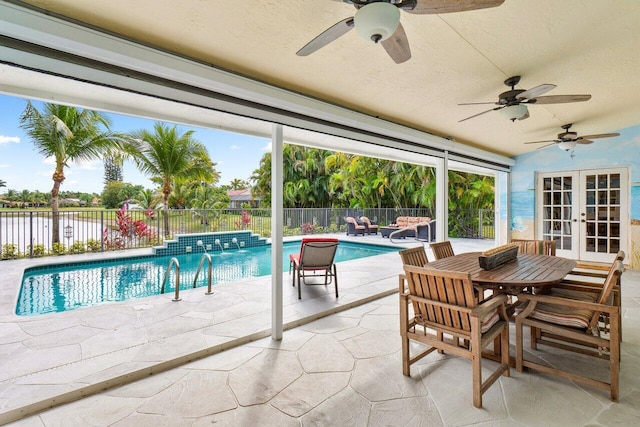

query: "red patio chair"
xmin=289 ymin=238 xmax=339 ymax=299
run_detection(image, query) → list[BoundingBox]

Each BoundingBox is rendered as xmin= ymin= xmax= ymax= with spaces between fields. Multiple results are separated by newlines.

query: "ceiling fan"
xmin=296 ymin=0 xmax=505 ymax=64
xmin=524 ymin=124 xmax=620 ymax=151
xmin=458 ymin=76 xmax=591 ymax=122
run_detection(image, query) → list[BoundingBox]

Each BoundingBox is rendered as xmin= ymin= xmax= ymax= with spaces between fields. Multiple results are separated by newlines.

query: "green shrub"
xmin=86 ymin=239 xmax=101 ymax=252
xmin=1 ymin=243 xmax=20 ymax=260
xmin=69 ymin=241 xmax=86 ymax=254
xmin=28 ymin=244 xmax=46 ymax=257
xmin=50 ymin=242 xmax=67 ymax=255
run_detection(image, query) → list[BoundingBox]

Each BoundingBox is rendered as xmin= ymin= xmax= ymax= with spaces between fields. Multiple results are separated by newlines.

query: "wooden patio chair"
xmin=398 ymin=246 xmax=429 ymax=293
xmin=289 ymin=238 xmax=339 ymax=299
xmin=515 ymin=260 xmax=624 ymax=401
xmin=401 ymin=265 xmax=510 ymax=408
xmin=359 ymin=216 xmax=378 ymax=235
xmin=551 ymin=251 xmax=625 ymax=341
xmin=429 ymin=240 xmax=455 ymax=260
xmin=512 ymin=239 xmax=556 ymax=256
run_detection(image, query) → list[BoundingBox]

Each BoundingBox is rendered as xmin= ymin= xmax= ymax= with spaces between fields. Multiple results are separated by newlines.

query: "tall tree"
xmin=229 ymin=178 xmax=249 ymax=190
xmin=125 ymin=122 xmax=217 ymax=236
xmin=19 ymin=101 xmax=121 ymax=243
xmin=103 ymin=153 xmax=124 ymax=184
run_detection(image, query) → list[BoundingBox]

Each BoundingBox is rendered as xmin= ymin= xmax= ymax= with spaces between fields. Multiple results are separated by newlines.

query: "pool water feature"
xmin=17 ymin=241 xmax=399 ymax=315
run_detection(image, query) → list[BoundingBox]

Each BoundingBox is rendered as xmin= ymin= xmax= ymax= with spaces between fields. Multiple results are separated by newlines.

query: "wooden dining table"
xmin=426 ymin=251 xmax=577 ymax=294
xmin=426 ymin=251 xmax=577 ymax=365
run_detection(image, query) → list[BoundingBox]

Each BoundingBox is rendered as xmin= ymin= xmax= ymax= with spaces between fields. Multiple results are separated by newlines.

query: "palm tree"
xmin=19 ymin=101 xmax=122 ymax=243
xmin=191 ymin=185 xmax=230 ymax=226
xmin=229 ymin=178 xmax=248 ymax=190
xmin=0 ymin=179 xmax=6 ymax=189
xmin=125 ymin=122 xmax=217 ymax=237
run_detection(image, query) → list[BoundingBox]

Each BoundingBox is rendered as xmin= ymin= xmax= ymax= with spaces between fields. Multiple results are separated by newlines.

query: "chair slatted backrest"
xmin=430 ymin=241 xmax=455 ymax=260
xmin=399 ymin=246 xmax=429 ymax=267
xmin=512 ymin=239 xmax=556 ymax=256
xmin=300 ymin=241 xmax=339 ymax=269
xmin=588 ymin=260 xmax=624 ymax=331
xmin=403 ymin=265 xmax=476 ymax=333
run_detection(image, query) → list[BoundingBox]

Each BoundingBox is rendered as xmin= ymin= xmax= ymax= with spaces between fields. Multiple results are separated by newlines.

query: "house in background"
xmin=227 ymin=189 xmax=259 ymax=209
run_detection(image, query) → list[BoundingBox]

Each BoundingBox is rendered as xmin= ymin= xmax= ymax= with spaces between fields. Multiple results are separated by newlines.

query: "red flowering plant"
xmin=103 ymin=205 xmax=156 ymax=250
xmin=234 ymin=210 xmax=251 ymax=230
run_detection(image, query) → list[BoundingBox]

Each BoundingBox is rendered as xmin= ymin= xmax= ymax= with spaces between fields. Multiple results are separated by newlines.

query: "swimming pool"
xmin=17 ymin=241 xmax=399 ymax=315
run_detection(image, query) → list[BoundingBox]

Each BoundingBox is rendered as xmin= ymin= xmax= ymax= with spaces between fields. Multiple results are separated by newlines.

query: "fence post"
xmin=29 ymin=211 xmax=34 ymax=258
xmin=100 ymin=211 xmax=104 ymax=252
xmin=478 ymin=209 xmax=483 ymax=238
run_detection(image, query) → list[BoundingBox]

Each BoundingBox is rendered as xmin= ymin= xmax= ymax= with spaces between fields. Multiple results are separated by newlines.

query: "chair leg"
xmin=333 ymin=265 xmax=339 ymax=298
xmin=297 ymin=270 xmax=302 ymax=299
xmin=515 ymin=318 xmax=524 ymax=373
xmin=472 ymin=341 xmax=483 ymax=408
xmin=501 ymin=326 xmax=510 ymax=377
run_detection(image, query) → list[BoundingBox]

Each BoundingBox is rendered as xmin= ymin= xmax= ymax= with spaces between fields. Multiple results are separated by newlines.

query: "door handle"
xmin=581 ymin=219 xmax=586 ymax=223
xmin=572 ymin=219 xmax=577 ymax=222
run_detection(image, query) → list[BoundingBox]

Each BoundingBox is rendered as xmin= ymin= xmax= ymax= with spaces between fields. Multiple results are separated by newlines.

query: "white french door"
xmin=536 ymin=168 xmax=628 ymax=262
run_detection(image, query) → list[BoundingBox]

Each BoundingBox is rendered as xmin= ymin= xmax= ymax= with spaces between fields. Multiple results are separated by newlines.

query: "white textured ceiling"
xmin=15 ymin=0 xmax=640 ymax=158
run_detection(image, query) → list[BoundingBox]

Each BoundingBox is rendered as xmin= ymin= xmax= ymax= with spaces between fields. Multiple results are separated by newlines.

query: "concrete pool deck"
xmin=0 ymin=234 xmax=495 ymax=423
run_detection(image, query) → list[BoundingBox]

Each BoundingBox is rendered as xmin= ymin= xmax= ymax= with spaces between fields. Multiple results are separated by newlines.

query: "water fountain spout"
xmin=196 ymin=240 xmax=208 ymax=253
xmin=232 ymin=237 xmax=241 ymax=250
xmin=214 ymin=238 xmax=224 ymax=252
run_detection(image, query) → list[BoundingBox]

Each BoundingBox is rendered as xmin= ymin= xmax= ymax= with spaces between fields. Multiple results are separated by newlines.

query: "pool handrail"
xmin=193 ymin=252 xmax=214 ymax=295
xmin=161 ymin=257 xmax=181 ymax=301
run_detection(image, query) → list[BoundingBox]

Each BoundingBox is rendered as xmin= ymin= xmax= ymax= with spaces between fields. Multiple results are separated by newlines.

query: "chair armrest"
xmin=552 ymin=282 xmax=603 ymax=294
xmin=574 ymin=261 xmax=611 ymax=271
xmin=516 ymin=292 xmax=618 ymax=314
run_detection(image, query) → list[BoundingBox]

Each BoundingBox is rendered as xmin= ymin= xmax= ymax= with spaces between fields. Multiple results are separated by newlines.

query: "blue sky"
xmin=0 ymin=94 xmax=271 ymax=194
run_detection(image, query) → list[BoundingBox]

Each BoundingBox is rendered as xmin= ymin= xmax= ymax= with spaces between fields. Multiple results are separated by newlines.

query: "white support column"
xmin=271 ymin=124 xmax=284 ymax=340
xmin=435 ymin=154 xmax=449 ymax=241
xmin=494 ymin=170 xmax=510 ymax=245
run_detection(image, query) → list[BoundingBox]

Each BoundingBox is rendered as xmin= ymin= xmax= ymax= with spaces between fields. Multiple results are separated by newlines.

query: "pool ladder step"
xmin=160 ymin=254 xmax=214 ymax=301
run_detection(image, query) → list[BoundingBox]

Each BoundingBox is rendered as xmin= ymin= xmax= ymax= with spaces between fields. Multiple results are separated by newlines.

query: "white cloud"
xmin=0 ymin=135 xmax=20 ymax=145
xmin=229 ymin=144 xmax=241 ymax=151
xmin=0 ymin=164 xmax=9 ymax=168
xmin=76 ymin=159 xmax=98 ymax=170
xmin=262 ymin=142 xmax=272 ymax=152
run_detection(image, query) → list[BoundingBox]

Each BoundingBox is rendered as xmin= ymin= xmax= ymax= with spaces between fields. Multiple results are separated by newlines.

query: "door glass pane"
xmin=610 ymin=190 xmax=620 ymax=205
xmin=586 ymin=238 xmax=595 ymax=251
xmin=553 ymin=207 xmax=561 ymax=219
xmin=544 ymin=177 xmax=551 ymax=190
xmin=611 ymin=239 xmax=620 ymax=252
xmin=544 ymin=192 xmax=551 ymax=205
xmin=553 ymin=177 xmax=562 ymax=190
xmin=610 ymin=174 xmax=620 ymax=189
xmin=563 ymin=207 xmax=572 ymax=220
xmin=598 ymin=175 xmax=608 ymax=189
xmin=586 ymin=222 xmax=595 ymax=237
xmin=543 ymin=207 xmax=551 ymax=220
xmin=564 ymin=177 xmax=572 ymax=189
xmin=553 ymin=192 xmax=561 ymax=205
xmin=586 ymin=207 xmax=595 ymax=220
xmin=598 ymin=190 xmax=607 ymax=204
xmin=563 ymin=236 xmax=572 ymax=250
xmin=610 ymin=223 xmax=620 ymax=238
xmin=598 ymin=239 xmax=607 ymax=252
xmin=598 ymin=207 xmax=607 ymax=220
xmin=586 ymin=190 xmax=595 ymax=205
xmin=586 ymin=175 xmax=596 ymax=189
xmin=598 ymin=223 xmax=608 ymax=237
xmin=543 ymin=221 xmax=551 ymax=234
xmin=609 ymin=207 xmax=620 ymax=221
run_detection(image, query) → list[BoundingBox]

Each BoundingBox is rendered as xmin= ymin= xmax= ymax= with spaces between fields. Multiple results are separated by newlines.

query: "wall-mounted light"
xmin=354 ymin=2 xmax=400 ymax=43
xmin=499 ymin=104 xmax=528 ymax=121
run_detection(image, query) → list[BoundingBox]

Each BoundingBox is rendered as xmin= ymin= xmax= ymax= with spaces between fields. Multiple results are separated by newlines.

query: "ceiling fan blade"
xmin=381 ymin=22 xmax=411 ymax=64
xmin=516 ymin=84 xmax=556 ymax=100
xmin=407 ymin=0 xmax=505 ymax=14
xmin=458 ymin=107 xmax=501 ymax=122
xmin=536 ymin=143 xmax=557 ymax=150
xmin=579 ymin=132 xmax=620 ymax=140
xmin=528 ymin=94 xmax=592 ymax=104
xmin=576 ymin=139 xmax=594 ymax=145
xmin=458 ymin=101 xmax=498 ymax=105
xmin=524 ymin=139 xmax=558 ymax=145
xmin=296 ymin=17 xmax=354 ymax=56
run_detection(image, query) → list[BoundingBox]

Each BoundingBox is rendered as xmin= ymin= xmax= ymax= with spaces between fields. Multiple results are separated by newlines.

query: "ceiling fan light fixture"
xmin=499 ymin=104 xmax=528 ymax=121
xmin=354 ymin=2 xmax=400 ymax=43
xmin=558 ymin=140 xmax=577 ymax=151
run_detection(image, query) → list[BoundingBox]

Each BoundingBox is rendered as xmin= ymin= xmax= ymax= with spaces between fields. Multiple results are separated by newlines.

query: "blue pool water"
xmin=17 ymin=241 xmax=398 ymax=316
